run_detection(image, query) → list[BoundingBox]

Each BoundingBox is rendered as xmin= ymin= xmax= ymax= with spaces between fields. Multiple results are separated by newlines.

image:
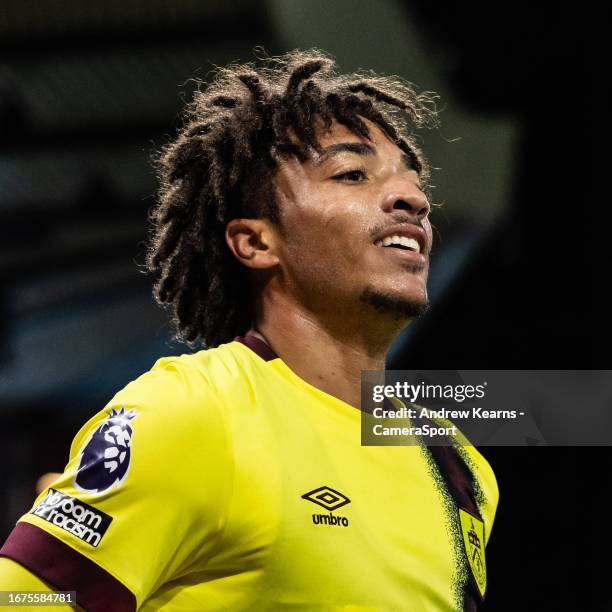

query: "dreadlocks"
xmin=146 ymin=49 xmax=439 ymax=348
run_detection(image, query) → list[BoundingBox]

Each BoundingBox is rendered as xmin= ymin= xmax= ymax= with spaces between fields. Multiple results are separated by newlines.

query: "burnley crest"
xmin=75 ymin=406 xmax=138 ymax=494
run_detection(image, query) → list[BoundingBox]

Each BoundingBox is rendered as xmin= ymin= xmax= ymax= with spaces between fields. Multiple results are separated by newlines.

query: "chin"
xmin=359 ymin=288 xmax=429 ymax=320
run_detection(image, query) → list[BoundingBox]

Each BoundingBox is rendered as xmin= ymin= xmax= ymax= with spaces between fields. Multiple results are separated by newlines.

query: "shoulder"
xmin=67 ymin=345 xmax=253 ymax=488
xmin=69 ymin=340 xmax=265 ymax=472
xmin=91 ymin=341 xmax=254 ymax=427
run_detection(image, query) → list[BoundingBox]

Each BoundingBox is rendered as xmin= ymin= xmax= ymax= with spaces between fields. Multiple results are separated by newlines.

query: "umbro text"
xmin=312 ymin=512 xmax=349 ymax=527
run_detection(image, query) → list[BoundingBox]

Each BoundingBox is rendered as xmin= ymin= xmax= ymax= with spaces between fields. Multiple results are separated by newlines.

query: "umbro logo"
xmin=302 ymin=486 xmax=351 ymax=527
xmin=302 ymin=486 xmax=351 ymax=511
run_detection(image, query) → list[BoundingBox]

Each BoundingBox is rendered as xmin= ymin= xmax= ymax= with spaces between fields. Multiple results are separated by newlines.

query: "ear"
xmin=225 ymin=218 xmax=280 ymax=270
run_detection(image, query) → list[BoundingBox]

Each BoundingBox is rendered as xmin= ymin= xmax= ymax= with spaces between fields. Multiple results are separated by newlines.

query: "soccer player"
xmin=0 ymin=50 xmax=497 ymax=611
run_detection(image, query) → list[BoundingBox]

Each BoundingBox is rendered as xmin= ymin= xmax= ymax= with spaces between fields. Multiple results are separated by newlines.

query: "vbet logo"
xmin=302 ymin=486 xmax=351 ymax=527
xmin=31 ymin=488 xmax=112 ymax=547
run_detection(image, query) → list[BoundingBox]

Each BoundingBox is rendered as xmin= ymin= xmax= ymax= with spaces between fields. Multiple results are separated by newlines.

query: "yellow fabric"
xmin=0 ymin=557 xmax=53 ymax=589
xmin=0 ymin=558 xmax=79 ymax=611
xmin=18 ymin=340 xmax=498 ymax=610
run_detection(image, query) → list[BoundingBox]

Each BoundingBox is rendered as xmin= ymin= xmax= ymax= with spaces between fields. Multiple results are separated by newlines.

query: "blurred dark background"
xmin=0 ymin=1 xmax=606 ymax=609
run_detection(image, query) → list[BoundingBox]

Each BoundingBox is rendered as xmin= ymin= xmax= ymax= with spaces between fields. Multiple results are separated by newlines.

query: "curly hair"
xmin=146 ymin=49 xmax=439 ymax=348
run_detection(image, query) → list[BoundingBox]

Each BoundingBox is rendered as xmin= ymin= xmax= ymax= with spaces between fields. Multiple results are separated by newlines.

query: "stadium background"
xmin=0 ymin=1 xmax=605 ymax=609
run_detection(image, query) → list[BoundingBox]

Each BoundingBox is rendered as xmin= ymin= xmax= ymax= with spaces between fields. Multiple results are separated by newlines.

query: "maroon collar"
xmin=234 ymin=335 xmax=279 ymax=362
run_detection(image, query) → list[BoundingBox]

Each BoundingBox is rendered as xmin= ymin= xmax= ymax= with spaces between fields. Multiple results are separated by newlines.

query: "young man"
xmin=0 ymin=50 xmax=497 ymax=611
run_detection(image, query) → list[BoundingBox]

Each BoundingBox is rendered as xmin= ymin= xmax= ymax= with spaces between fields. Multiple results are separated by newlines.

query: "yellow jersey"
xmin=1 ymin=336 xmax=498 ymax=611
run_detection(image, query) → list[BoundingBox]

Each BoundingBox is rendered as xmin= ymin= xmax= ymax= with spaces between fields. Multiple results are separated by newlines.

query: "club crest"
xmin=458 ymin=508 xmax=487 ymax=598
xmin=75 ymin=406 xmax=138 ymax=494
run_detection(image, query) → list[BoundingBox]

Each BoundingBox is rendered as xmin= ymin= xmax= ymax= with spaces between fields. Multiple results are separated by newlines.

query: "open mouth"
xmin=374 ymin=235 xmax=421 ymax=253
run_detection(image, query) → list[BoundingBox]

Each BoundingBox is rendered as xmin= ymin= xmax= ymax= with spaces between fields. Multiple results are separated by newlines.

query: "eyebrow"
xmin=314 ymin=142 xmax=374 ymax=164
xmin=314 ymin=141 xmax=419 ymax=172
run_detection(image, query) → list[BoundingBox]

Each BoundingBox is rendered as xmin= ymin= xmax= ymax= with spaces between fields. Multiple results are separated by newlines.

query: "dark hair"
xmin=146 ymin=49 xmax=438 ymax=348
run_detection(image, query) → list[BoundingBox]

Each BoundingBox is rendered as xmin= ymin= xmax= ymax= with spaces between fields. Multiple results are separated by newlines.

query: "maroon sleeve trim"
xmin=0 ymin=522 xmax=136 ymax=612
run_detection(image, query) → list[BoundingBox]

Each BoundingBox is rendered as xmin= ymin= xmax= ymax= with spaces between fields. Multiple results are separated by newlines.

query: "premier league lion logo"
xmin=75 ymin=406 xmax=138 ymax=494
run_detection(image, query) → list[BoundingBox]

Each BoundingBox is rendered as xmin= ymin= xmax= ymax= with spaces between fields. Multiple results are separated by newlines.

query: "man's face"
xmin=272 ymin=118 xmax=432 ymax=321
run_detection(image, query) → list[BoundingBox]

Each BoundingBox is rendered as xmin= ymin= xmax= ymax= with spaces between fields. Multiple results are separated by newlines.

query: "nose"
xmin=380 ymin=190 xmax=430 ymax=220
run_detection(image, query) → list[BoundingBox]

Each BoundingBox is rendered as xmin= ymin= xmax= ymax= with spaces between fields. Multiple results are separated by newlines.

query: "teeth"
xmin=374 ymin=235 xmax=420 ymax=253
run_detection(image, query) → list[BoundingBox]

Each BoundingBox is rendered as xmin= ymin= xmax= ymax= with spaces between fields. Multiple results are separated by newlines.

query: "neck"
xmin=250 ymin=292 xmax=409 ymax=409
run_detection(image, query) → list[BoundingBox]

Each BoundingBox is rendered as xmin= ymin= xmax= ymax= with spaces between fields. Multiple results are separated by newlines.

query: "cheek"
xmin=287 ymin=195 xmax=367 ymax=255
xmin=279 ymin=217 xmax=330 ymax=280
xmin=283 ymin=215 xmax=370 ymax=292
xmin=424 ymin=218 xmax=433 ymax=249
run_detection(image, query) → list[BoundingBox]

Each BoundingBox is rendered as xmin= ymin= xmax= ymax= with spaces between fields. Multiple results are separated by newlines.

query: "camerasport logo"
xmin=31 ymin=488 xmax=112 ymax=547
xmin=75 ymin=406 xmax=138 ymax=494
xmin=302 ymin=486 xmax=351 ymax=527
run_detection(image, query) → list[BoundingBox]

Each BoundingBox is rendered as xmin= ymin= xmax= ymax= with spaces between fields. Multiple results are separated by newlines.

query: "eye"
xmin=332 ymin=169 xmax=367 ymax=182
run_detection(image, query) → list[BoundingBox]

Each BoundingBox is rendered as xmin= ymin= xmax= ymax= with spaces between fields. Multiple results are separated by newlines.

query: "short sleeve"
xmin=0 ymin=357 xmax=234 ymax=611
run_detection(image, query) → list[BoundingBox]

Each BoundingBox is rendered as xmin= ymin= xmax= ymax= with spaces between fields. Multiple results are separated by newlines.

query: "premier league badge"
xmin=75 ymin=406 xmax=138 ymax=494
